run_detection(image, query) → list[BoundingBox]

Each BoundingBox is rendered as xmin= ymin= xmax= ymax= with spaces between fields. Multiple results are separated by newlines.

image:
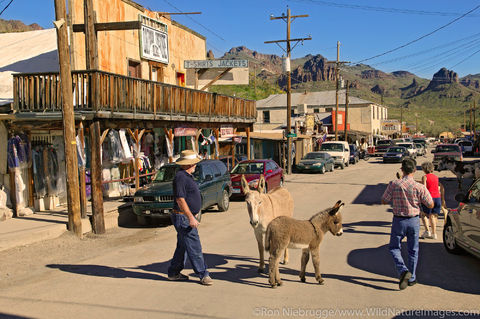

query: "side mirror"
xmin=267 ymin=169 xmax=273 ymax=174
xmin=204 ymin=174 xmax=213 ymax=181
xmin=455 ymin=193 xmax=467 ymax=203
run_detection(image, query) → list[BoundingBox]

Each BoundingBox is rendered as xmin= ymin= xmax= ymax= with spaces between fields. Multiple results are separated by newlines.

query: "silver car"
xmin=444 ymin=179 xmax=480 ymax=259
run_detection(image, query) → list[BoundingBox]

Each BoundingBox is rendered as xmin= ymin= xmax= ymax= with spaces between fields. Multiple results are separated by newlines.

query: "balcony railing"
xmin=12 ymin=70 xmax=256 ymax=121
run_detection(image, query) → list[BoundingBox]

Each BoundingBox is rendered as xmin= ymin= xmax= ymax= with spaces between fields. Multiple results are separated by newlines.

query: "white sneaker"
xmin=431 ymin=233 xmax=438 ymax=240
xmin=421 ymin=231 xmax=431 ymax=239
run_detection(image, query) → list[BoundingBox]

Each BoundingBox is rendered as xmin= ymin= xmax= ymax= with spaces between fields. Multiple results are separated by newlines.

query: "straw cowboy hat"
xmin=176 ymin=150 xmax=201 ymax=165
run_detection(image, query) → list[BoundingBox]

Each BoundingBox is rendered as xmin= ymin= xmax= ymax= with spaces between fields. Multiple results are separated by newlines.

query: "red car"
xmin=230 ymin=159 xmax=284 ymax=197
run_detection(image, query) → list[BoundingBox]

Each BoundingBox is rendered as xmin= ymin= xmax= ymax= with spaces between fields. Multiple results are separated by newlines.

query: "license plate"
xmin=232 ymin=188 xmax=241 ymax=193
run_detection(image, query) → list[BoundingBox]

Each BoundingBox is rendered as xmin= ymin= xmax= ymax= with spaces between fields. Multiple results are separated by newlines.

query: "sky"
xmin=2 ymin=0 xmax=480 ymax=79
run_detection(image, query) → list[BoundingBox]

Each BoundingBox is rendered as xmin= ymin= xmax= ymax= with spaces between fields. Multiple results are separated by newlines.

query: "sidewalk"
xmin=0 ymin=200 xmax=132 ymax=252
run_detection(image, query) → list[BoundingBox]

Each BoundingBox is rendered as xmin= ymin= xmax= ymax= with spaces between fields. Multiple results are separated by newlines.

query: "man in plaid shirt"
xmin=382 ymin=158 xmax=433 ymax=290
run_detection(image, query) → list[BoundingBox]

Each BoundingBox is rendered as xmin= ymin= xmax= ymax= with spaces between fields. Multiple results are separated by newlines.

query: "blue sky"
xmin=2 ymin=0 xmax=480 ymax=79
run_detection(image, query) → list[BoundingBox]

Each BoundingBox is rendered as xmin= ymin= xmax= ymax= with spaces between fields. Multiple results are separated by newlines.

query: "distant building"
xmin=256 ymin=90 xmax=388 ymax=136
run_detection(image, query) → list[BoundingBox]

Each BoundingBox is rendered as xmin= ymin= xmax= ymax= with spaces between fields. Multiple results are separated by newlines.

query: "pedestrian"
xmin=420 ymin=162 xmax=441 ymax=240
xmin=381 ymin=158 xmax=434 ymax=290
xmin=167 ymin=149 xmax=213 ymax=286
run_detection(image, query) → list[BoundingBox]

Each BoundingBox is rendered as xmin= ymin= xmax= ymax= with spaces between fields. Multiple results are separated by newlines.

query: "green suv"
xmin=132 ymin=160 xmax=232 ymax=225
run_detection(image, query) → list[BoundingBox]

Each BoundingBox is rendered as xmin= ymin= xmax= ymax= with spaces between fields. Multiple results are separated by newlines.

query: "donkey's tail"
xmin=264 ymin=224 xmax=271 ymax=252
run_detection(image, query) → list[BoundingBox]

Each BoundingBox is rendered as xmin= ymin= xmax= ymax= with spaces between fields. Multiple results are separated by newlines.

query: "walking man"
xmin=381 ymin=158 xmax=433 ymax=290
xmin=167 ymin=150 xmax=213 ymax=286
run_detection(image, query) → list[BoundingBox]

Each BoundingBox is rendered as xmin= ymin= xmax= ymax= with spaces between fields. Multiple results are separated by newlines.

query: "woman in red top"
xmin=420 ymin=162 xmax=441 ymax=239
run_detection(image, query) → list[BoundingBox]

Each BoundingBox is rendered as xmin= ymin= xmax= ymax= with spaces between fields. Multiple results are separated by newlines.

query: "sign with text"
xmin=174 ymin=127 xmax=197 ymax=137
xmin=220 ymin=125 xmax=234 ymax=138
xmin=184 ymin=59 xmax=249 ymax=69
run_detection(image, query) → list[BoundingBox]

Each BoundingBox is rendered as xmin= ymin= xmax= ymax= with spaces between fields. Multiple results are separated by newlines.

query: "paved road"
xmin=1 ymin=153 xmax=480 ymax=319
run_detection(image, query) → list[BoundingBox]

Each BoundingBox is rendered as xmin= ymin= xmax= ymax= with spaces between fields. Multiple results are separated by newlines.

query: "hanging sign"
xmin=233 ymin=136 xmax=243 ymax=144
xmin=220 ymin=125 xmax=234 ymax=137
xmin=174 ymin=127 xmax=197 ymax=137
xmin=184 ymin=59 xmax=248 ymax=69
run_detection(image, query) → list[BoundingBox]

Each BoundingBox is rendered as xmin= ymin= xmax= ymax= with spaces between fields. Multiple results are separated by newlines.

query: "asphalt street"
xmin=1 ymin=152 xmax=479 ymax=319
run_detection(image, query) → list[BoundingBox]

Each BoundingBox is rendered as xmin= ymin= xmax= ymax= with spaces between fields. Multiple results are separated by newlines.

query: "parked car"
xmin=396 ymin=142 xmax=417 ymax=158
xmin=297 ymin=152 xmax=335 ymax=173
xmin=230 ymin=159 xmax=283 ymax=197
xmin=349 ymin=144 xmax=360 ymax=164
xmin=374 ymin=139 xmax=394 ymax=157
xmin=383 ymin=146 xmax=410 ymax=163
xmin=392 ymin=138 xmax=405 ymax=144
xmin=432 ymin=144 xmax=463 ymax=170
xmin=415 ymin=143 xmax=426 ymax=156
xmin=219 ymin=154 xmax=248 ymax=171
xmin=132 ymin=160 xmax=231 ymax=225
xmin=443 ymin=179 xmax=480 ymax=259
xmin=457 ymin=140 xmax=474 ymax=156
xmin=319 ymin=141 xmax=350 ymax=169
xmin=413 ymin=138 xmax=427 ymax=148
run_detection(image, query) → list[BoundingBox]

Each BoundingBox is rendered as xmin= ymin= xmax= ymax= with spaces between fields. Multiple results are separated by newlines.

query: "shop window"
xmin=176 ymin=72 xmax=185 ymax=87
xmin=263 ymin=111 xmax=270 ymax=123
xmin=314 ymin=108 xmax=319 ymax=113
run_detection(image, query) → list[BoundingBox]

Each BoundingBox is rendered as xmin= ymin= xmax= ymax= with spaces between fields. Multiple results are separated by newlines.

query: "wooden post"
xmin=89 ymin=121 xmax=105 ymax=234
xmin=67 ymin=0 xmax=76 ymax=70
xmin=214 ymin=128 xmax=220 ymax=159
xmin=344 ymin=80 xmax=349 ymax=142
xmin=246 ymin=127 xmax=251 ymax=160
xmin=54 ymin=0 xmax=82 ymax=236
xmin=84 ymin=0 xmax=98 ymax=70
xmin=27 ymin=132 xmax=34 ymax=208
xmin=78 ymin=122 xmax=87 ymax=219
xmin=8 ymin=169 xmax=17 ymax=216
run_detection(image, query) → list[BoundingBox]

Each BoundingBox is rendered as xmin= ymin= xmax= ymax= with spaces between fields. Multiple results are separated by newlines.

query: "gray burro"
xmin=265 ymin=200 xmax=344 ymax=288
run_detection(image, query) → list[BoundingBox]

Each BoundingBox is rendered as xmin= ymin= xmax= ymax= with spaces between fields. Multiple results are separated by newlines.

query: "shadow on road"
xmin=347 ymin=242 xmax=480 ymax=294
xmin=351 ymin=184 xmax=389 ymax=205
xmin=342 ymin=221 xmax=391 ymax=236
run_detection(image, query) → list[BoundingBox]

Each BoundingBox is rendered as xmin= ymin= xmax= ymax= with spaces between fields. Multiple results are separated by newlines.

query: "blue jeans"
xmin=389 ymin=215 xmax=419 ymax=282
xmin=168 ymin=213 xmax=209 ymax=279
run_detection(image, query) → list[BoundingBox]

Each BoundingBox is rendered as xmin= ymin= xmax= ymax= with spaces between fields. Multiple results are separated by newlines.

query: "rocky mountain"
xmin=213 ymin=46 xmax=480 ymax=135
xmin=0 ymin=19 xmax=43 ymax=33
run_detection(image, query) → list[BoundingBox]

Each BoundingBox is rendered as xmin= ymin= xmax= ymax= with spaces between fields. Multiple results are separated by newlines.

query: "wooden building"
xmin=0 ymin=0 xmax=255 ymax=230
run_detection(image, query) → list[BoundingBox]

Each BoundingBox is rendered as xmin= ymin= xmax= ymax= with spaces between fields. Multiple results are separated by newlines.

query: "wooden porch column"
xmin=246 ymin=127 xmax=251 ymax=160
xmin=214 ymin=128 xmax=220 ymax=159
xmin=78 ymin=122 xmax=87 ymax=219
xmin=163 ymin=128 xmax=174 ymax=163
xmin=27 ymin=132 xmax=34 ymax=208
xmin=89 ymin=121 xmax=105 ymax=234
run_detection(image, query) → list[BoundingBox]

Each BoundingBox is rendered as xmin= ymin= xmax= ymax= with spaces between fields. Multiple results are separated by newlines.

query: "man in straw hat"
xmin=167 ymin=150 xmax=213 ymax=286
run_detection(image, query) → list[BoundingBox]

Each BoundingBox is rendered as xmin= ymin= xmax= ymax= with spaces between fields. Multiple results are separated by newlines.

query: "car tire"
xmin=345 ymin=160 xmax=349 ymax=167
xmin=340 ymin=163 xmax=345 ymax=170
xmin=330 ymin=164 xmax=334 ymax=172
xmin=136 ymin=215 xmax=151 ymax=226
xmin=217 ymin=189 xmax=230 ymax=212
xmin=320 ymin=166 xmax=325 ymax=174
xmin=443 ymin=220 xmax=463 ymax=255
xmin=280 ymin=178 xmax=284 ymax=187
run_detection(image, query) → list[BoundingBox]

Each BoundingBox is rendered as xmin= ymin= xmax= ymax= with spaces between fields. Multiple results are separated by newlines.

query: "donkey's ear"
xmin=241 ymin=174 xmax=250 ymax=195
xmin=333 ymin=200 xmax=342 ymax=209
xmin=329 ymin=202 xmax=344 ymax=216
xmin=257 ymin=174 xmax=266 ymax=194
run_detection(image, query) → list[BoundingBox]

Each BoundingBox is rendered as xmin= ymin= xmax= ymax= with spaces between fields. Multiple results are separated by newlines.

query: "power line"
xmin=356 ymin=4 xmax=480 ymax=64
xmin=161 ymin=0 xmax=226 ymax=42
xmin=288 ymin=0 xmax=480 ymax=17
xmin=450 ymin=48 xmax=480 ymax=69
xmin=0 ymin=0 xmax=14 ymax=16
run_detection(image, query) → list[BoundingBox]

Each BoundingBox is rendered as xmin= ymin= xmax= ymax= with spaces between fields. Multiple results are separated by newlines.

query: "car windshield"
xmin=459 ymin=141 xmax=472 ymax=146
xmin=231 ymin=162 xmax=264 ymax=174
xmin=415 ymin=144 xmax=422 ymax=148
xmin=436 ymin=145 xmax=460 ymax=153
xmin=154 ymin=165 xmax=179 ymax=182
xmin=320 ymin=143 xmax=344 ymax=151
xmin=388 ymin=147 xmax=405 ymax=153
xmin=304 ymin=153 xmax=327 ymax=160
xmin=377 ymin=140 xmax=391 ymax=146
xmin=398 ymin=143 xmax=412 ymax=149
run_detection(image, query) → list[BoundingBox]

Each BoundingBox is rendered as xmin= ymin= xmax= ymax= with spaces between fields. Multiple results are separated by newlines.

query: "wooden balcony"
xmin=12 ymin=70 xmax=256 ymax=124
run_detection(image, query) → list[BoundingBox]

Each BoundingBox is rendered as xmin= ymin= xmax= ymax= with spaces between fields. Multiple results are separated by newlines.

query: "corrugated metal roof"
xmin=257 ymin=90 xmax=374 ymax=108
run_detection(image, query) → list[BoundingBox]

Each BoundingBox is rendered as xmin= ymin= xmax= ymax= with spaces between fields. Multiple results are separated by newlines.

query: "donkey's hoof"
xmin=300 ymin=276 xmax=306 ymax=283
xmin=281 ymin=260 xmax=288 ymax=265
xmin=258 ymin=267 xmax=265 ymax=274
xmin=317 ymin=278 xmax=325 ymax=285
xmin=276 ymin=280 xmax=283 ymax=286
xmin=270 ymin=284 xmax=277 ymax=289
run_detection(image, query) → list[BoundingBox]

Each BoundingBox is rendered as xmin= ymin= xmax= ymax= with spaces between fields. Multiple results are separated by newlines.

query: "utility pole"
xmin=265 ymin=8 xmax=311 ymax=175
xmin=474 ymin=100 xmax=477 ymax=143
xmin=470 ymin=103 xmax=473 ymax=136
xmin=54 ymin=0 xmax=82 ymax=237
xmin=344 ymin=80 xmax=349 ymax=142
xmin=327 ymin=42 xmax=349 ymax=141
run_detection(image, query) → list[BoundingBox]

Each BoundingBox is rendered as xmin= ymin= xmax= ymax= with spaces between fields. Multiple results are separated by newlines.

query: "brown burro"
xmin=265 ymin=200 xmax=344 ymax=288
